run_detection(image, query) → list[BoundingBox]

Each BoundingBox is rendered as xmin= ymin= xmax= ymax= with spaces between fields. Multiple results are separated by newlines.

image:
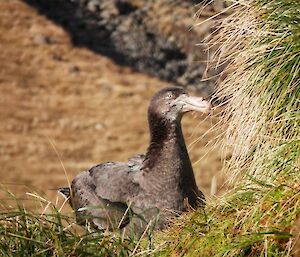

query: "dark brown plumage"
xmin=59 ymin=87 xmax=211 ymax=232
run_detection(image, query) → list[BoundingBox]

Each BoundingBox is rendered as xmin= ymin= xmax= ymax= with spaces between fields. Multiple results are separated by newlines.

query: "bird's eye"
xmin=166 ymin=93 xmax=173 ymax=99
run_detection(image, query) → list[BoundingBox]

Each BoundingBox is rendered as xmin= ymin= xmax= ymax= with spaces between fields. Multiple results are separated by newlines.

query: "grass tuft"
xmin=211 ymin=0 xmax=300 ymax=183
xmin=155 ymin=0 xmax=300 ymax=256
xmin=0 ymin=190 xmax=159 ymax=257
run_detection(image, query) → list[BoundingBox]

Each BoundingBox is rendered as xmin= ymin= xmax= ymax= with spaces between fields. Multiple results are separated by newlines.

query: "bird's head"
xmin=148 ymin=87 xmax=211 ymax=123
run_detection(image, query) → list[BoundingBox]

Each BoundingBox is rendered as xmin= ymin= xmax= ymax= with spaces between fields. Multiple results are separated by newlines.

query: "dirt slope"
xmin=0 ymin=1 xmax=226 ymax=208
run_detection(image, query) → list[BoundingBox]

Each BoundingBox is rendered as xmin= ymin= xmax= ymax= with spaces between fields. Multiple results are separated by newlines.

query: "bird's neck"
xmin=145 ymin=120 xmax=185 ymax=167
xmin=142 ymin=115 xmax=200 ymax=209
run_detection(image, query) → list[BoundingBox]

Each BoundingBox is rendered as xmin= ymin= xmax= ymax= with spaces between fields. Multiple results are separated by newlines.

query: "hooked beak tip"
xmin=181 ymin=95 xmax=212 ymax=113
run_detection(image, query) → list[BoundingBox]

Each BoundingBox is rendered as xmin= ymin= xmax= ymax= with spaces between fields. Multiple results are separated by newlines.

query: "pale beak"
xmin=175 ymin=94 xmax=211 ymax=113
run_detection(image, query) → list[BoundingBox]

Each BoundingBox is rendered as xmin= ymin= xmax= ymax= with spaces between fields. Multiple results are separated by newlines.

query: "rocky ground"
xmin=0 ymin=0 xmax=228 ymax=209
xmin=23 ymin=0 xmax=229 ymax=97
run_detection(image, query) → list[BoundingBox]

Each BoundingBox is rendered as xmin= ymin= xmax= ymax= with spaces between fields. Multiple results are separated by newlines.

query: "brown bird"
xmin=59 ymin=87 xmax=211 ymax=233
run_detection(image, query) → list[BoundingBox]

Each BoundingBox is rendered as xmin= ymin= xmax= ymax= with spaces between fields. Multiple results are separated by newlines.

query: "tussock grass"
xmin=0 ymin=190 xmax=158 ymax=257
xmin=156 ymin=0 xmax=300 ymax=256
xmin=212 ymin=0 xmax=300 ymax=183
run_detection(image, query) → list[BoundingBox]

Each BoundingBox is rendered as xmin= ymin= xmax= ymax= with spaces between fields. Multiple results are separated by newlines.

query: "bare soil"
xmin=0 ymin=1 xmax=226 ymax=208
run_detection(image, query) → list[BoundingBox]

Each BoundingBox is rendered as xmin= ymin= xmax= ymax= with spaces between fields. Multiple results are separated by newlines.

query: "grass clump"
xmin=156 ymin=0 xmax=300 ymax=256
xmin=0 ymin=191 xmax=158 ymax=257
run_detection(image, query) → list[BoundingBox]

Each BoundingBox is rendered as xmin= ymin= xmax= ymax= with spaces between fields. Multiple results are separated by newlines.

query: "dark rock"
xmin=115 ymin=1 xmax=137 ymax=15
xmin=24 ymin=0 xmax=229 ymax=97
xmin=86 ymin=0 xmax=100 ymax=13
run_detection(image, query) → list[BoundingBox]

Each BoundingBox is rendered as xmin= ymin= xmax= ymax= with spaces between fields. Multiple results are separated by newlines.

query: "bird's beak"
xmin=175 ymin=94 xmax=211 ymax=113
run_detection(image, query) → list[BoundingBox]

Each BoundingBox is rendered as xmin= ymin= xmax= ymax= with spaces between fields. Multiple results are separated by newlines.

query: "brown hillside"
xmin=0 ymin=1 xmax=226 ymax=208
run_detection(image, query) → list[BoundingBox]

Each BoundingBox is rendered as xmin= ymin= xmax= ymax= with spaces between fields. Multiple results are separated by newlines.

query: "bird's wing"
xmin=71 ymin=158 xmax=143 ymax=230
xmin=89 ymin=159 xmax=143 ymax=202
